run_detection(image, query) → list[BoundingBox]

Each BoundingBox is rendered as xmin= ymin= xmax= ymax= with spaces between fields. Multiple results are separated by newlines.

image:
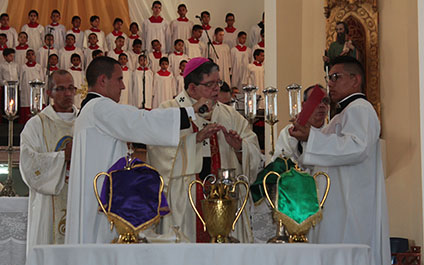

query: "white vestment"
xmin=66 ymin=29 xmax=84 ymax=48
xmin=36 ymin=46 xmax=58 ymax=70
xmin=147 ymin=52 xmax=161 ymax=73
xmin=132 ymin=67 xmax=154 ymax=108
xmin=83 ymin=29 xmax=106 ymax=51
xmin=19 ymin=63 xmax=44 ymax=107
xmin=68 ymin=67 xmax=85 ymax=109
xmin=184 ymin=39 xmax=206 ymax=59
xmin=119 ymin=67 xmax=133 ymax=105
xmin=0 ymin=61 xmax=19 ymax=81
xmin=168 ymin=52 xmax=188 ymax=78
xmin=209 ymin=43 xmax=231 ymax=86
xmin=106 ymin=32 xmax=129 ymax=52
xmin=46 ymin=24 xmax=66 ymax=50
xmin=175 ymin=74 xmax=184 ymax=95
xmin=83 ymin=45 xmax=103 ymax=68
xmin=247 ymin=62 xmax=264 ymax=107
xmin=20 ymin=105 xmax=77 ymax=254
xmin=230 ymin=45 xmax=251 ymax=89
xmin=0 ymin=27 xmax=18 ymax=48
xmin=199 ymin=26 xmax=215 ymax=46
xmin=169 ymin=18 xmax=193 ymax=44
xmin=15 ymin=45 xmax=30 ymax=66
xmin=248 ymin=24 xmax=261 ymax=48
xmin=152 ymin=71 xmax=175 ymax=108
xmin=21 ymin=24 xmax=44 ymax=51
xmin=126 ymin=50 xmax=142 ymax=71
xmin=106 ymin=49 xmax=125 ymax=62
xmin=58 ymin=47 xmax=84 ymax=70
xmin=223 ymin=28 xmax=238 ymax=50
xmin=65 ymin=94 xmax=189 ymax=244
xmin=142 ymin=17 xmax=170 ymax=53
xmin=299 ymin=96 xmax=390 ymax=265
xmin=147 ymin=90 xmax=263 ymax=243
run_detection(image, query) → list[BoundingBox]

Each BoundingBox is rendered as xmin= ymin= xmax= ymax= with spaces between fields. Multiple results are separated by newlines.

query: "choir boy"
xmin=0 ymin=33 xmax=8 ymax=63
xmin=68 ymin=53 xmax=84 ymax=108
xmin=107 ymin=35 xmax=125 ymax=61
xmin=175 ymin=59 xmax=186 ymax=95
xmin=199 ymin=11 xmax=215 ymax=45
xmin=19 ymin=49 xmax=44 ymax=124
xmin=209 ymin=28 xmax=231 ymax=86
xmin=223 ymin=13 xmax=238 ymax=49
xmin=0 ymin=48 xmax=19 ymax=81
xmin=132 ymin=54 xmax=154 ymax=109
xmin=67 ymin=16 xmax=84 ymax=48
xmin=36 ymin=34 xmax=57 ymax=70
xmin=47 ymin=54 xmax=59 ymax=73
xmin=59 ymin=34 xmax=83 ymax=70
xmin=127 ymin=22 xmax=142 ymax=51
xmin=168 ymin=39 xmax=188 ymax=78
xmin=148 ymin=39 xmax=162 ymax=73
xmin=247 ymin=49 xmax=265 ymax=105
xmin=230 ymin=31 xmax=251 ymax=89
xmin=142 ymin=1 xmax=170 ymax=53
xmin=83 ymin=15 xmax=106 ymax=51
xmin=252 ymin=28 xmax=264 ymax=61
xmin=0 ymin=13 xmax=18 ymax=48
xmin=127 ymin=39 xmax=142 ymax=70
xmin=21 ymin=10 xmax=44 ymax=51
xmin=83 ymin=33 xmax=103 ymax=68
xmin=106 ymin=18 xmax=129 ymax=52
xmin=152 ymin=57 xmax=175 ymax=108
xmin=170 ymin=4 xmax=193 ymax=44
xmin=118 ymin=53 xmax=133 ymax=105
xmin=92 ymin=49 xmax=103 ymax=58
xmin=15 ymin=32 xmax=30 ymax=65
xmin=46 ymin=10 xmax=66 ymax=50
xmin=184 ymin=25 xmax=205 ymax=59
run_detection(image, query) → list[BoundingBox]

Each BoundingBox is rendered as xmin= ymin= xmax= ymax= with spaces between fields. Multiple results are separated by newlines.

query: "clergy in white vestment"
xmin=20 ymin=70 xmax=77 ymax=255
xmin=142 ymin=1 xmax=170 ymax=53
xmin=289 ymin=56 xmax=390 ymax=265
xmin=65 ymin=56 xmax=211 ymax=244
xmin=169 ymin=4 xmax=194 ymax=45
xmin=230 ymin=32 xmax=251 ymax=90
xmin=209 ymin=28 xmax=231 ymax=87
xmin=147 ymin=58 xmax=263 ymax=243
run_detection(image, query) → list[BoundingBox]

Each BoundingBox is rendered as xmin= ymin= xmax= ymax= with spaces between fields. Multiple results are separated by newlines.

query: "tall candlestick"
xmin=286 ymin=83 xmax=302 ymax=119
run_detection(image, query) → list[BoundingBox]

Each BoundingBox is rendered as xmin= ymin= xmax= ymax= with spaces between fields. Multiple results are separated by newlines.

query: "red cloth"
xmin=297 ymin=85 xmax=326 ymax=126
xmin=88 ymin=44 xmax=99 ymax=50
xmin=137 ymin=67 xmax=149 ymax=71
xmin=121 ymin=66 xmax=128 ymax=71
xmin=253 ymin=61 xmax=262 ymax=67
xmin=212 ymin=41 xmax=222 ymax=45
xmin=113 ymin=48 xmax=123 ymax=54
xmin=257 ymin=40 xmax=264 ymax=48
xmin=235 ymin=45 xmax=247 ymax=52
xmin=64 ymin=45 xmax=76 ymax=51
xmin=149 ymin=16 xmax=163 ymax=23
xmin=112 ymin=30 xmax=123 ymax=37
xmin=26 ymin=61 xmax=36 ymax=67
xmin=174 ymin=51 xmax=183 ymax=56
xmin=202 ymin=24 xmax=211 ymax=30
xmin=177 ymin=17 xmax=189 ymax=22
xmin=50 ymin=22 xmax=59 ymax=26
xmin=153 ymin=51 xmax=162 ymax=59
xmin=0 ymin=45 xmax=7 ymax=50
xmin=49 ymin=66 xmax=59 ymax=71
xmin=188 ymin=37 xmax=199 ymax=44
xmin=157 ymin=70 xmax=170 ymax=76
xmin=70 ymin=66 xmax=82 ymax=71
xmin=0 ymin=26 xmax=10 ymax=30
xmin=28 ymin=22 xmax=39 ymax=28
xmin=225 ymin=27 xmax=236 ymax=33
xmin=16 ymin=44 xmax=29 ymax=50
xmin=129 ymin=34 xmax=139 ymax=39
xmin=72 ymin=28 xmax=80 ymax=33
xmin=19 ymin=107 xmax=31 ymax=124
xmin=90 ymin=27 xmax=100 ymax=32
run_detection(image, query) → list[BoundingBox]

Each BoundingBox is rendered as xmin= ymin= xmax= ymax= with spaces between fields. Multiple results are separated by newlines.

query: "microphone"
xmin=195 ymin=15 xmax=201 ymax=19
xmin=48 ymin=27 xmax=55 ymax=32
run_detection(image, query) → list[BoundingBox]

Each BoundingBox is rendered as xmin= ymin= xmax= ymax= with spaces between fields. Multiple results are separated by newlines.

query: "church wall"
xmin=273 ymin=0 xmax=423 ymax=247
xmin=379 ymin=0 xmax=423 ymax=247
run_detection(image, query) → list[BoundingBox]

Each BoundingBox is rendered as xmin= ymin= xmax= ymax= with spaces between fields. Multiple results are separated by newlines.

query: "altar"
xmin=26 ymin=243 xmax=374 ymax=265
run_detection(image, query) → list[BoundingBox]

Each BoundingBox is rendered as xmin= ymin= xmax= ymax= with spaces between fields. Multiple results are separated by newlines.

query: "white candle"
xmin=8 ymin=99 xmax=14 ymax=114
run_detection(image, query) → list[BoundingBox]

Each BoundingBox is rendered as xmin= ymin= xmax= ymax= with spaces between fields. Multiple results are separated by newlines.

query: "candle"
xmin=8 ymin=99 xmax=14 ymax=114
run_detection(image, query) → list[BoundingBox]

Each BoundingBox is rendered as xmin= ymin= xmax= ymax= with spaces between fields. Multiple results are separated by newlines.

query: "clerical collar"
xmin=336 ymin=93 xmax=367 ymax=114
xmin=79 ymin=92 xmax=102 ymax=115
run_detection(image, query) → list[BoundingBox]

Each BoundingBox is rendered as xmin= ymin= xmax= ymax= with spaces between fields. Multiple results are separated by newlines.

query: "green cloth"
xmin=250 ymin=157 xmax=296 ymax=203
xmin=328 ymin=41 xmax=357 ymax=62
xmin=276 ymin=168 xmax=320 ymax=224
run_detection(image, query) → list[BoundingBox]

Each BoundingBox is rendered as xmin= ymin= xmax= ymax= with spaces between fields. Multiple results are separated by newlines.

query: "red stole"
xmin=174 ymin=51 xmax=183 ymax=56
xmin=90 ymin=27 xmax=100 ymax=32
xmin=16 ymin=44 xmax=29 ymax=50
xmin=253 ymin=61 xmax=262 ymax=67
xmin=225 ymin=27 xmax=236 ymax=33
xmin=26 ymin=61 xmax=36 ymax=67
xmin=121 ymin=66 xmax=128 ymax=71
xmin=137 ymin=66 xmax=149 ymax=71
xmin=114 ymin=48 xmax=124 ymax=55
xmin=64 ymin=45 xmax=76 ymax=51
xmin=188 ymin=37 xmax=199 ymax=44
xmin=153 ymin=51 xmax=162 ymax=59
xmin=257 ymin=40 xmax=264 ymax=48
xmin=177 ymin=17 xmax=189 ymax=22
xmin=203 ymin=24 xmax=211 ymax=31
xmin=157 ymin=70 xmax=170 ymax=76
xmin=49 ymin=66 xmax=59 ymax=71
xmin=28 ymin=22 xmax=39 ymax=28
xmin=191 ymin=121 xmax=221 ymax=243
xmin=72 ymin=28 xmax=80 ymax=33
xmin=149 ymin=16 xmax=163 ymax=23
xmin=235 ymin=45 xmax=247 ymax=52
xmin=112 ymin=30 xmax=123 ymax=37
xmin=129 ymin=34 xmax=139 ymax=39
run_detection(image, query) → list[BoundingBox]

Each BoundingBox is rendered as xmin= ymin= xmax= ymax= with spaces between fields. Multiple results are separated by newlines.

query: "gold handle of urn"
xmin=188 ymin=180 xmax=207 ymax=232
xmin=313 ymin=171 xmax=331 ymax=208
xmin=93 ymin=172 xmax=113 ymax=229
xmin=263 ymin=171 xmax=280 ymax=209
xmin=230 ymin=180 xmax=249 ymax=231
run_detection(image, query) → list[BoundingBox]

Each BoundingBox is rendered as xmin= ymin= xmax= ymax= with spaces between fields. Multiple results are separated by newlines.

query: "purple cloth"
xmin=99 ymin=157 xmax=169 ymax=228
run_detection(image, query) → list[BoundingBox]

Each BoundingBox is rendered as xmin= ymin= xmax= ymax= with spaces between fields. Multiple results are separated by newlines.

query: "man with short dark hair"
xmin=20 ymin=70 xmax=77 ymax=253
xmin=324 ymin=21 xmax=357 ymax=64
xmin=290 ymin=56 xmax=390 ymax=265
xmin=147 ymin=57 xmax=262 ymax=243
xmin=65 ymin=56 xmax=209 ymax=244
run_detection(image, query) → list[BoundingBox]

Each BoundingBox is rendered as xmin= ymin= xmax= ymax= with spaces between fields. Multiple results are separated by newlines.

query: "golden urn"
xmin=188 ymin=169 xmax=249 ymax=243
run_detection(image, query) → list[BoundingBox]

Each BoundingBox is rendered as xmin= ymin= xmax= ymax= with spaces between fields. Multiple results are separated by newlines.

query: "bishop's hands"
xmin=196 ymin=123 xmax=224 ymax=143
xmin=222 ymin=128 xmax=242 ymax=151
xmin=195 ymin=124 xmax=243 ymax=151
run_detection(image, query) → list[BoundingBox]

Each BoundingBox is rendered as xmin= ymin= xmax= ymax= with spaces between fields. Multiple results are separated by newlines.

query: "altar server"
xmin=106 ymin=18 xmax=129 ymax=52
xmin=83 ymin=16 xmax=106 ymax=51
xmin=21 ymin=10 xmax=44 ymax=51
xmin=208 ymin=28 xmax=231 ymax=86
xmin=184 ymin=25 xmax=206 ymax=59
xmin=199 ymin=11 xmax=215 ymax=46
xmin=147 ymin=58 xmax=262 ymax=243
xmin=15 ymin=32 xmax=30 ymax=66
xmin=169 ymin=4 xmax=193 ymax=45
xmin=152 ymin=57 xmax=175 ymax=108
xmin=223 ymin=13 xmax=238 ymax=49
xmin=118 ymin=53 xmax=132 ymax=105
xmin=46 ymin=10 xmax=66 ymax=50
xmin=59 ymin=34 xmax=84 ymax=70
xmin=230 ymin=32 xmax=251 ymax=89
xmin=65 ymin=56 xmax=209 ymax=244
xmin=68 ymin=54 xmax=84 ymax=109
xmin=0 ymin=13 xmax=18 ymax=48
xmin=289 ymin=56 xmax=390 ymax=265
xmin=168 ymin=39 xmax=188 ymax=78
xmin=66 ymin=16 xmax=84 ymax=49
xmin=36 ymin=34 xmax=57 ymax=70
xmin=132 ymin=54 xmax=154 ymax=109
xmin=20 ymin=70 xmax=77 ymax=254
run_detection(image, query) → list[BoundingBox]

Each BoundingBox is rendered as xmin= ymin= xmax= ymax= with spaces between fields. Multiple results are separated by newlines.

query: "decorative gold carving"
xmin=324 ymin=0 xmax=380 ymax=120
xmin=58 ymin=209 xmax=66 ymax=236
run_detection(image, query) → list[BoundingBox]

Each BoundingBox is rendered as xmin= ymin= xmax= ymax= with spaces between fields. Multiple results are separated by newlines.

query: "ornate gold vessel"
xmin=188 ymin=169 xmax=249 ymax=243
xmin=263 ymin=169 xmax=330 ymax=243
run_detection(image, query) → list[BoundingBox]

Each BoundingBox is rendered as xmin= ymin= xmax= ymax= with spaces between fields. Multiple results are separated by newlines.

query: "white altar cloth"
xmin=26 ymin=243 xmax=374 ymax=265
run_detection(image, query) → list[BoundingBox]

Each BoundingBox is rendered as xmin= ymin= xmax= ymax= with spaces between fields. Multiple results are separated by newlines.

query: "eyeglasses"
xmin=52 ymin=85 xmax=77 ymax=92
xmin=198 ymin=80 xmax=223 ymax=88
xmin=325 ymin=72 xmax=354 ymax=83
